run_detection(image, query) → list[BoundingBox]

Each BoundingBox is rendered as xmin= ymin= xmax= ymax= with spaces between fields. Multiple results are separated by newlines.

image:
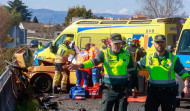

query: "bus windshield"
xmin=176 ymin=29 xmax=190 ymax=55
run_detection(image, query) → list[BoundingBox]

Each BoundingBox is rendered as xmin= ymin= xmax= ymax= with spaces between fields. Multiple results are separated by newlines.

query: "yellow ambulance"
xmin=33 ymin=17 xmax=184 ymax=91
xmin=175 ymin=17 xmax=190 ymax=106
xmin=37 ymin=17 xmax=183 ymax=59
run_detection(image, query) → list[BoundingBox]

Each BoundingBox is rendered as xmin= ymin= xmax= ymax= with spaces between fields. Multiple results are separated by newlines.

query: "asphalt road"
xmin=37 ymin=93 xmax=190 ymax=111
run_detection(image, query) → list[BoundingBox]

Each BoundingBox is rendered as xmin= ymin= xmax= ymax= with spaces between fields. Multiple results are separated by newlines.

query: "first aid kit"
xmin=69 ymin=86 xmax=88 ymax=99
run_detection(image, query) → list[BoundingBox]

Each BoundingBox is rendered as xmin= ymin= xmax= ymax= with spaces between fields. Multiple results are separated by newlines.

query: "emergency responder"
xmin=67 ymin=41 xmax=80 ymax=89
xmin=121 ymin=36 xmax=128 ymax=50
xmin=68 ymin=33 xmax=138 ymax=111
xmin=75 ymin=43 xmax=91 ymax=88
xmin=38 ymin=42 xmax=44 ymax=49
xmin=127 ymin=38 xmax=146 ymax=62
xmin=101 ymin=37 xmax=108 ymax=50
xmin=137 ymin=35 xmax=190 ymax=111
xmin=53 ymin=37 xmax=75 ymax=93
xmin=68 ymin=41 xmax=80 ymax=64
xmin=126 ymin=39 xmax=146 ymax=98
xmin=89 ymin=43 xmax=101 ymax=87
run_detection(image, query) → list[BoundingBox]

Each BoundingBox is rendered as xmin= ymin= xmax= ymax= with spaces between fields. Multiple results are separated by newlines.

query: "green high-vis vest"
xmin=145 ymin=53 xmax=177 ymax=84
xmin=57 ymin=43 xmax=68 ymax=57
xmin=103 ymin=49 xmax=131 ymax=84
xmin=83 ymin=48 xmax=132 ymax=85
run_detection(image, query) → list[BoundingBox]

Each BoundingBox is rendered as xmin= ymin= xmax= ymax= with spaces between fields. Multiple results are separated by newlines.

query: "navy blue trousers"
xmin=145 ymin=87 xmax=176 ymax=111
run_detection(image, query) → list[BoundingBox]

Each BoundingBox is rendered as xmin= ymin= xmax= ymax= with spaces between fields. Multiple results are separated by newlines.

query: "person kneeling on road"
xmin=68 ymin=33 xmax=138 ymax=111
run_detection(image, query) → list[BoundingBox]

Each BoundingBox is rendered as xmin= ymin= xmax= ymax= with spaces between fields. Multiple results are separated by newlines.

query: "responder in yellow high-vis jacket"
xmin=53 ymin=37 xmax=75 ymax=93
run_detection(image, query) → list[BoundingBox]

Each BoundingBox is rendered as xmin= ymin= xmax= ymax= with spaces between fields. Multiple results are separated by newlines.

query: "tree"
xmin=91 ymin=15 xmax=98 ymax=19
xmin=33 ymin=16 xmax=39 ymax=23
xmin=65 ymin=5 xmax=94 ymax=26
xmin=7 ymin=0 xmax=32 ymax=22
xmin=98 ymin=16 xmax=104 ymax=19
xmin=138 ymin=0 xmax=184 ymax=18
xmin=10 ymin=7 xmax=21 ymax=26
xmin=0 ymin=6 xmax=11 ymax=43
xmin=86 ymin=9 xmax=93 ymax=19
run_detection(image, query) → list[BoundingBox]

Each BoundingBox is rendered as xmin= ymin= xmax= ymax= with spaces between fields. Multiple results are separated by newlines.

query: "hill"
xmin=29 ymin=8 xmax=132 ymax=24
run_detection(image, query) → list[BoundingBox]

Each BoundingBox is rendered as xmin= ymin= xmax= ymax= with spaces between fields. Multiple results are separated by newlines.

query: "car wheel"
xmin=33 ymin=74 xmax=52 ymax=93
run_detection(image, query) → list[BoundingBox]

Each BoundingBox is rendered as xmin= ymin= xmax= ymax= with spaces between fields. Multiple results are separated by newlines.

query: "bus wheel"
xmin=33 ymin=75 xmax=52 ymax=93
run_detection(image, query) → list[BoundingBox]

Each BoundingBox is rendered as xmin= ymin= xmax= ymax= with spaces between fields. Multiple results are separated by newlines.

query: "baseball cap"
xmin=110 ymin=33 xmax=123 ymax=43
xmin=154 ymin=35 xmax=166 ymax=42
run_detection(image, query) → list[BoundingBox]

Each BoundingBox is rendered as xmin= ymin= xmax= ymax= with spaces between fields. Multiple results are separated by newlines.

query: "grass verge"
xmin=15 ymin=85 xmax=40 ymax=111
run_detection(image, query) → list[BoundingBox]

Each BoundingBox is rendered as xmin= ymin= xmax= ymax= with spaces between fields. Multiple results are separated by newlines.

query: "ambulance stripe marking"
xmin=77 ymin=25 xmax=160 ymax=33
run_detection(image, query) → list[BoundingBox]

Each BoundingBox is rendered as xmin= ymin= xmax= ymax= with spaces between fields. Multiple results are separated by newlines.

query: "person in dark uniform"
xmin=68 ymin=33 xmax=139 ymax=111
xmin=137 ymin=35 xmax=190 ymax=111
xmin=127 ymin=38 xmax=146 ymax=62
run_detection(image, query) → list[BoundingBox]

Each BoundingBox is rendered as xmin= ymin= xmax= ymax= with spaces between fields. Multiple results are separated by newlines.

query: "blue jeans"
xmin=92 ymin=67 xmax=101 ymax=83
xmin=76 ymin=70 xmax=88 ymax=86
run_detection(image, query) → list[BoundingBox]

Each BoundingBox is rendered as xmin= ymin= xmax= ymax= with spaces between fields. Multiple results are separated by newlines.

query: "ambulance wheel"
xmin=33 ymin=74 xmax=52 ymax=93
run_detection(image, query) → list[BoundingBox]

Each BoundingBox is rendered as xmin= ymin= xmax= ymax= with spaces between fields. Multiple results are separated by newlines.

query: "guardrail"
xmin=27 ymin=37 xmax=54 ymax=41
xmin=0 ymin=66 xmax=17 ymax=111
xmin=0 ymin=67 xmax=9 ymax=88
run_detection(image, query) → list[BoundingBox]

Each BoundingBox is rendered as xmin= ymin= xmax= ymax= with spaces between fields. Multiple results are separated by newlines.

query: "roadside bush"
xmin=0 ymin=47 xmax=18 ymax=75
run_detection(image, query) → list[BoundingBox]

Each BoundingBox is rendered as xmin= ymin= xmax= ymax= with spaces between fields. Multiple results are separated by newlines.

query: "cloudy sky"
xmin=0 ymin=0 xmax=190 ymax=15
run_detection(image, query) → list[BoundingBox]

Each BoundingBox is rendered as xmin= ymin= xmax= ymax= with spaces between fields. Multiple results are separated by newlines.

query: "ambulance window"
xmin=55 ymin=34 xmax=74 ymax=51
xmin=177 ymin=30 xmax=190 ymax=54
xmin=167 ymin=34 xmax=177 ymax=47
xmin=176 ymin=25 xmax=182 ymax=41
xmin=80 ymin=37 xmax=91 ymax=50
